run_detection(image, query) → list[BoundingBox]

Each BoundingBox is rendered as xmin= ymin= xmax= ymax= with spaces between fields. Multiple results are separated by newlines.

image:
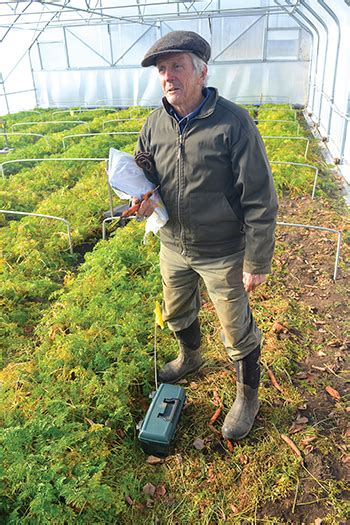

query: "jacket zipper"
xmin=177 ymin=131 xmax=186 ymax=255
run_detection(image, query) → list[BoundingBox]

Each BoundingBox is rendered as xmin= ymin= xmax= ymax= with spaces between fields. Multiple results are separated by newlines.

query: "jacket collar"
xmin=162 ymin=87 xmax=219 ymax=121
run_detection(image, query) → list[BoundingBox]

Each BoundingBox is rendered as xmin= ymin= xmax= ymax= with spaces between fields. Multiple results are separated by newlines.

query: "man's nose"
xmin=163 ymin=68 xmax=174 ymax=81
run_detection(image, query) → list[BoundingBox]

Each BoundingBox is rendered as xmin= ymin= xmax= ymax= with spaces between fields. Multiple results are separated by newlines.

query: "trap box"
xmin=138 ymin=383 xmax=186 ymax=457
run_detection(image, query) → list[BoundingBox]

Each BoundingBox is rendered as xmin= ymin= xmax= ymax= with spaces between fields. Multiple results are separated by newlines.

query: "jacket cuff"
xmin=243 ymin=259 xmax=272 ymax=275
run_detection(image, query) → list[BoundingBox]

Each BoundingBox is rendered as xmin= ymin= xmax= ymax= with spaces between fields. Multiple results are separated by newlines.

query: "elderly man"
xmin=136 ymin=31 xmax=278 ymax=440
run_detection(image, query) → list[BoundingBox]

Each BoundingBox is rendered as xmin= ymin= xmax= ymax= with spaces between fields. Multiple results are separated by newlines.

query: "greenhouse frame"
xmin=0 ymin=1 xmax=349 ymax=177
xmin=0 ymin=2 xmax=349 ymax=524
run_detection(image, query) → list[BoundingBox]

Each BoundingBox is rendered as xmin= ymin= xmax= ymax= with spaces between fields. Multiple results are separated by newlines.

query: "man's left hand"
xmin=243 ymin=272 xmax=266 ymax=292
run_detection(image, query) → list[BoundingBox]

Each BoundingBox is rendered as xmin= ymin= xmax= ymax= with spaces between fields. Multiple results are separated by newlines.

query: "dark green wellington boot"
xmin=222 ymin=345 xmax=261 ymax=440
xmin=157 ymin=319 xmax=203 ymax=384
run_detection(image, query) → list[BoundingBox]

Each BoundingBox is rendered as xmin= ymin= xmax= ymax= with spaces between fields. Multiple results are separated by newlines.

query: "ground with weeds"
xmin=1 ymin=106 xmax=349 ymax=524
xmin=122 ymin=194 xmax=349 ymax=525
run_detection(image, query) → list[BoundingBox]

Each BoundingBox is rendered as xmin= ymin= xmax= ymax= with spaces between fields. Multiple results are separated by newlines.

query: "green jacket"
xmin=137 ymin=88 xmax=278 ymax=274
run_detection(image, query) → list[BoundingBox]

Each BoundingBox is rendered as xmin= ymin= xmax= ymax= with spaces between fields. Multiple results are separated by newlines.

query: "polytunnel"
xmin=0 ymin=0 xmax=350 ymax=175
xmin=0 ymin=2 xmax=349 ymax=524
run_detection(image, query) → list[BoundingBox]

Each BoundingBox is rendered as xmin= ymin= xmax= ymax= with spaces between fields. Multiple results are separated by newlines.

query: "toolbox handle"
xmin=158 ymin=398 xmax=180 ymax=422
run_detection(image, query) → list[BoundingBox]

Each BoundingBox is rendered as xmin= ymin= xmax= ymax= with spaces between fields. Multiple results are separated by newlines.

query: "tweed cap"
xmin=141 ymin=30 xmax=211 ymax=67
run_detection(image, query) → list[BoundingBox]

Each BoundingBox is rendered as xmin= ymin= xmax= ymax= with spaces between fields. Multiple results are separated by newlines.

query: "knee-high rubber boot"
xmin=157 ymin=319 xmax=203 ymax=384
xmin=222 ymin=345 xmax=261 ymax=440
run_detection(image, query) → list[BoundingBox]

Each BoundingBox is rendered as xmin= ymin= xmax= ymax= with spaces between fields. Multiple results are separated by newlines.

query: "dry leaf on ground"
xmin=193 ymin=437 xmax=205 ymax=450
xmin=146 ymin=455 xmax=163 ymax=465
xmin=289 ymin=423 xmax=307 ymax=434
xmin=213 ymin=390 xmax=222 ymax=406
xmin=239 ymin=454 xmax=249 ymax=465
xmin=226 ymin=439 xmax=235 ymax=453
xmin=272 ymin=321 xmax=288 ymax=333
xmin=210 ymin=407 xmax=222 ymax=424
xmin=280 ymin=434 xmax=303 ymax=459
xmin=325 ymin=385 xmax=341 ymax=400
xmin=296 ymin=416 xmax=309 ymax=424
xmin=142 ymin=483 xmax=156 ymax=497
xmin=207 ymin=466 xmax=215 ymax=484
xmin=267 ymin=368 xmax=284 ymax=393
xmin=300 ymin=436 xmax=317 ymax=446
xmin=341 ymin=454 xmax=350 ymax=465
xmin=155 ymin=485 xmax=167 ymax=498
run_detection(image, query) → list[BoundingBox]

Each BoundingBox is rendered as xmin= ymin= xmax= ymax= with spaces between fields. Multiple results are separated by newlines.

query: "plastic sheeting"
xmin=0 ymin=0 xmax=349 ymax=179
xmin=288 ymin=0 xmax=350 ymax=186
xmin=33 ymin=59 xmax=310 ymax=109
xmin=30 ymin=11 xmax=311 ymax=108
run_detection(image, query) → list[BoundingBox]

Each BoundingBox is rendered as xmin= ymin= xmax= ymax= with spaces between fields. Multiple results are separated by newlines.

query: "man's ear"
xmin=201 ymin=64 xmax=208 ymax=81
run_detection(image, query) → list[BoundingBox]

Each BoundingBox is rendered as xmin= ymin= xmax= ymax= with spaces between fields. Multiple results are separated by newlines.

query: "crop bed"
xmin=0 ymin=104 xmax=348 ymax=524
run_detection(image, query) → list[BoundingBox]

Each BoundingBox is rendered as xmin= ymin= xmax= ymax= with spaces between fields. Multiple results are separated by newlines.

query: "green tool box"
xmin=138 ymin=383 xmax=186 ymax=457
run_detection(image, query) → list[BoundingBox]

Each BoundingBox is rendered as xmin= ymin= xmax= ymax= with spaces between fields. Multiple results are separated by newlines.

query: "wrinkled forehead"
xmin=155 ymin=52 xmax=193 ymax=68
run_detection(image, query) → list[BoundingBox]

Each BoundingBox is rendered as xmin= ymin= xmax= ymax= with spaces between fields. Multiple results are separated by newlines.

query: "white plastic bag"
xmin=107 ymin=148 xmax=168 ymax=237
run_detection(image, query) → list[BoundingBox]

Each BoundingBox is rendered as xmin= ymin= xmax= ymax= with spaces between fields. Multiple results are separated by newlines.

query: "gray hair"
xmin=189 ymin=52 xmax=208 ymax=86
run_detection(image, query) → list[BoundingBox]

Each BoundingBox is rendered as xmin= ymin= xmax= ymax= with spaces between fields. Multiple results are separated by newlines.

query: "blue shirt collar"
xmin=169 ymin=87 xmax=211 ymax=133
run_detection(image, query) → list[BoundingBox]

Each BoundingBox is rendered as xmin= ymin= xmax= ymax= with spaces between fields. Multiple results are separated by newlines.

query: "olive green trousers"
xmin=160 ymin=243 xmax=261 ymax=361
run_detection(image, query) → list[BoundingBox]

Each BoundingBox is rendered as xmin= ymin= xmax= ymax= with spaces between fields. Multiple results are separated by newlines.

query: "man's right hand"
xmin=243 ymin=272 xmax=266 ymax=292
xmin=131 ymin=196 xmax=157 ymax=218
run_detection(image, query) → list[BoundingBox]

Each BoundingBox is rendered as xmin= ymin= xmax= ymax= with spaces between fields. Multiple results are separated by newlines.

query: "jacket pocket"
xmin=188 ymin=192 xmax=243 ymax=245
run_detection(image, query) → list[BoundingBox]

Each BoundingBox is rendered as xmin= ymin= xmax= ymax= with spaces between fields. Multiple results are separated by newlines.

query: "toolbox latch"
xmin=157 ymin=398 xmax=180 ymax=422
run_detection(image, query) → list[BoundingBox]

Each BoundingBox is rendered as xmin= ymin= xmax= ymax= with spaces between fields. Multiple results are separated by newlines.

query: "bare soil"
xmin=258 ymin=195 xmax=349 ymax=524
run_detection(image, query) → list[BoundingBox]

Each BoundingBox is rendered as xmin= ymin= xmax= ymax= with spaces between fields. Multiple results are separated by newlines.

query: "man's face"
xmin=156 ymin=53 xmax=206 ymax=114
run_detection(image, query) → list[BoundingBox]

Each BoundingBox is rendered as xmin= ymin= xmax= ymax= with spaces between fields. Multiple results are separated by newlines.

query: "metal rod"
xmin=233 ymin=95 xmax=291 ymax=105
xmin=11 ymin=120 xmax=89 ymax=131
xmin=65 ymin=26 xmax=112 ymax=66
xmin=317 ymin=0 xmax=341 ymax=138
xmin=102 ymin=216 xmax=119 ymax=240
xmin=112 ymin=25 xmax=153 ymax=66
xmin=213 ymin=15 xmax=265 ymax=61
xmin=28 ymin=41 xmax=39 ymax=109
xmin=307 ymin=86 xmax=350 ymax=163
xmin=102 ymin=214 xmax=139 ymax=240
xmin=256 ymin=119 xmax=300 ymax=133
xmin=105 ymin=159 xmax=114 ymax=219
xmin=262 ymin=136 xmax=310 ymax=158
xmin=279 ymin=0 xmax=319 ymax=116
xmin=298 ymin=1 xmax=328 ymax=130
xmin=259 ymin=108 xmax=297 ymax=120
xmin=334 ymin=230 xmax=342 ymax=282
xmin=102 ymin=118 xmax=143 ymax=129
xmin=52 ymin=106 xmax=119 ymax=116
xmin=62 ymin=131 xmax=140 ymax=149
xmin=340 ymin=118 xmax=349 ymax=163
xmin=0 ymin=132 xmax=49 ymax=146
xmin=270 ymin=161 xmax=319 ymax=198
xmin=276 ymin=221 xmax=342 ymax=281
xmin=0 ymin=157 xmax=107 ymax=178
xmin=0 ymin=209 xmax=73 ymax=254
xmin=154 ymin=321 xmax=158 ymax=391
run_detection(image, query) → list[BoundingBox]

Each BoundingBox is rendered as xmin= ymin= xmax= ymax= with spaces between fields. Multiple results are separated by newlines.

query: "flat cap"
xmin=141 ymin=30 xmax=211 ymax=67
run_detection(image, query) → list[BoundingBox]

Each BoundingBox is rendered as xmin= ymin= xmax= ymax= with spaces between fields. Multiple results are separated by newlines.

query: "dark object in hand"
xmin=135 ymin=151 xmax=156 ymax=174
